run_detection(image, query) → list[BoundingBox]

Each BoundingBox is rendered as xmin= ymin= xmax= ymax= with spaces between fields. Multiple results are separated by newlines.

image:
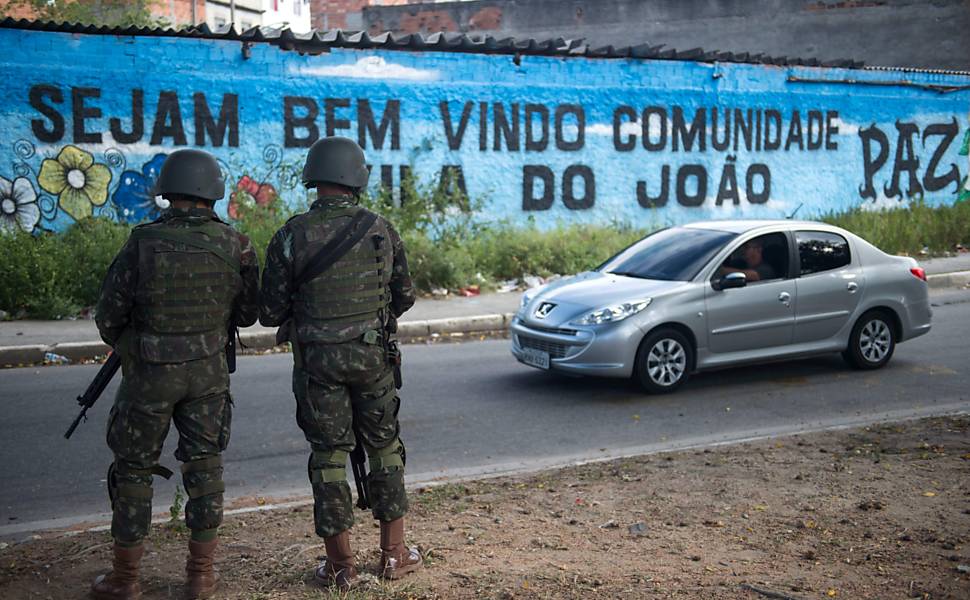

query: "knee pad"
xmin=181 ymin=455 xmax=225 ymax=500
xmin=308 ymin=449 xmax=349 ymax=485
xmin=365 ymin=438 xmax=405 ymax=473
xmin=108 ymin=461 xmax=173 ymax=508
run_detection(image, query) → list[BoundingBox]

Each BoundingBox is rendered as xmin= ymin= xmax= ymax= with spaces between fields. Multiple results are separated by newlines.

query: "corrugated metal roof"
xmin=0 ymin=17 xmax=867 ymax=68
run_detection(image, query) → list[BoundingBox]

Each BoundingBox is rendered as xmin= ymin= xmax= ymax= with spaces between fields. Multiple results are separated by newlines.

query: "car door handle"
xmin=778 ymin=291 xmax=791 ymax=306
xmin=847 ymin=282 xmax=859 ymax=293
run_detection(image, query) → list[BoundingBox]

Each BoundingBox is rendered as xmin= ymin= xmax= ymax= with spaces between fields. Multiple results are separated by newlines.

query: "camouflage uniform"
xmin=95 ymin=206 xmax=259 ymax=545
xmin=259 ymin=196 xmax=415 ymax=538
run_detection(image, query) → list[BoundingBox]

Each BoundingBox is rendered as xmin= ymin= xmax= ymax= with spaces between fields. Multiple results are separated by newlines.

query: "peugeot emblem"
xmin=534 ymin=302 xmax=556 ymax=319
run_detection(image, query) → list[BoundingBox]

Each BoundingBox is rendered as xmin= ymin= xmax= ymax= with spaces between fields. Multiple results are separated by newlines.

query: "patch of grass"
xmin=822 ymin=198 xmax=970 ymax=255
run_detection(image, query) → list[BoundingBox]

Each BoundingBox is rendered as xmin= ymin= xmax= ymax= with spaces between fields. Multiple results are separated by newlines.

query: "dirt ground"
xmin=2 ymin=415 xmax=968 ymax=600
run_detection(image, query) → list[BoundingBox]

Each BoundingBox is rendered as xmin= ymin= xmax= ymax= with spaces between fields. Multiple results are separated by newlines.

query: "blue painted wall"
xmin=0 ymin=27 xmax=968 ymax=235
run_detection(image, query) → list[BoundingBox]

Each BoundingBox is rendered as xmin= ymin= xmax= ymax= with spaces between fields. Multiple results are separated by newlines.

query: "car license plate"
xmin=521 ymin=347 xmax=550 ymax=370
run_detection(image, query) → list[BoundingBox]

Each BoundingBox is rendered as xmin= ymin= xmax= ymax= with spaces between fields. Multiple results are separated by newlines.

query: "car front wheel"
xmin=843 ymin=310 xmax=896 ymax=370
xmin=634 ymin=328 xmax=693 ymax=394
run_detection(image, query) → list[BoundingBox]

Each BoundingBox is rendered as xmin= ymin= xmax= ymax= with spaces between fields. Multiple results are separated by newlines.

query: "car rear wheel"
xmin=843 ymin=310 xmax=896 ymax=370
xmin=634 ymin=328 xmax=693 ymax=394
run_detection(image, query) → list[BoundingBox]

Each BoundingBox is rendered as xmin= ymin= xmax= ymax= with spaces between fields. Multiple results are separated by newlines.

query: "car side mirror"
xmin=716 ymin=272 xmax=747 ymax=290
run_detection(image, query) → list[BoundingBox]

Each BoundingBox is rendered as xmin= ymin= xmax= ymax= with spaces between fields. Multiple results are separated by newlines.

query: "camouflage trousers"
xmin=106 ymin=351 xmax=231 ymax=544
xmin=294 ymin=336 xmax=408 ymax=538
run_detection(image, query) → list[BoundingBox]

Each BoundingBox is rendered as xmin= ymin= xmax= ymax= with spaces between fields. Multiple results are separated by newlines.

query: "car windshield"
xmin=598 ymin=227 xmax=738 ymax=281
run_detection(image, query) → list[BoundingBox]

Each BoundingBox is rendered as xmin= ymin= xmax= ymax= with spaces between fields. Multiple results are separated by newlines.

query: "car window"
xmin=796 ymin=231 xmax=851 ymax=275
xmin=599 ymin=227 xmax=737 ymax=281
xmin=715 ymin=232 xmax=789 ymax=284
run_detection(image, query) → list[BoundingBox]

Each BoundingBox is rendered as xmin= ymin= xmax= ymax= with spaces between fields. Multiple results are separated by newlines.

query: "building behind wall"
xmin=206 ymin=1 xmax=313 ymax=33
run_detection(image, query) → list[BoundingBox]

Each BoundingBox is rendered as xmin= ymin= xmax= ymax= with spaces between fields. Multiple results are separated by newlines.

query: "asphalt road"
xmin=2 ymin=293 xmax=969 ymax=537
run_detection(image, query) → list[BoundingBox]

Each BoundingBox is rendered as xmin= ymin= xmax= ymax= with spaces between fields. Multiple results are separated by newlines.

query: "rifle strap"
xmin=130 ymin=228 xmax=240 ymax=273
xmin=293 ymin=209 xmax=378 ymax=290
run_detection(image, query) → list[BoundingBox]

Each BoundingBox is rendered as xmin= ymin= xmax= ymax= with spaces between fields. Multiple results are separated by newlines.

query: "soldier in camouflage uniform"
xmin=92 ymin=149 xmax=259 ymax=600
xmin=259 ymin=137 xmax=420 ymax=590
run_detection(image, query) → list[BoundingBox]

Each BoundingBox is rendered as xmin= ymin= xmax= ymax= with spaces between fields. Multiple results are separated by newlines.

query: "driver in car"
xmin=719 ymin=238 xmax=778 ymax=282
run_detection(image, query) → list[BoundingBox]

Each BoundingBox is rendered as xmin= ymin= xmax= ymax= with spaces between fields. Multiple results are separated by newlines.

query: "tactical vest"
xmin=130 ymin=218 xmax=242 ymax=363
xmin=292 ymin=206 xmax=393 ymax=344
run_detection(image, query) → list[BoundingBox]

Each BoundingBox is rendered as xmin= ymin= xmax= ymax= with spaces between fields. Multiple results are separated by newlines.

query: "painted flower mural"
xmin=0 ymin=176 xmax=40 ymax=234
xmin=229 ymin=175 xmax=278 ymax=219
xmin=112 ymin=153 xmax=168 ymax=223
xmin=38 ymin=146 xmax=112 ymax=221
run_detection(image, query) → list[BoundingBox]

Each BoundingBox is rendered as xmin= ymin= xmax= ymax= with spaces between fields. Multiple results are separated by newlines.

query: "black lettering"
xmin=784 ymin=110 xmax=803 ymax=151
xmin=554 ymin=105 xmax=585 ymax=151
xmin=764 ymin=109 xmax=781 ymax=151
xmin=29 ymin=84 xmax=65 ymax=143
xmin=325 ymin=98 xmax=351 ymax=137
xmin=494 ymin=103 xmax=520 ymax=151
xmin=715 ymin=157 xmax=740 ymax=206
xmin=193 ymin=92 xmax=238 ymax=147
xmin=283 ymin=96 xmax=318 ymax=148
xmin=807 ymin=110 xmax=824 ymax=150
xmin=562 ymin=164 xmax=595 ymax=209
xmin=613 ymin=105 xmax=637 ymax=151
xmin=523 ymin=165 xmax=554 ymax=210
xmin=399 ymin=165 xmax=414 ymax=204
xmin=642 ymin=106 xmax=667 ymax=151
xmin=71 ymin=87 xmax=102 ymax=144
xmin=922 ymin=118 xmax=960 ymax=193
xmin=525 ymin=104 xmax=549 ymax=151
xmin=439 ymin=165 xmax=468 ymax=200
xmin=440 ymin=101 xmax=474 ymax=150
xmin=358 ymin=99 xmax=400 ymax=150
xmin=150 ymin=91 xmax=187 ymax=146
xmin=746 ymin=164 xmax=771 ymax=204
xmin=676 ymin=164 xmax=707 ymax=206
xmin=734 ymin=108 xmax=753 ymax=152
xmin=672 ymin=107 xmax=706 ymax=152
xmin=479 ymin=102 xmax=488 ymax=151
xmin=636 ymin=165 xmax=670 ymax=208
xmin=109 ymin=89 xmax=144 ymax=144
xmin=711 ymin=107 xmax=731 ymax=152
xmin=858 ymin=124 xmax=889 ymax=200
xmin=380 ymin=164 xmax=394 ymax=191
xmin=825 ymin=111 xmax=839 ymax=150
xmin=884 ymin=121 xmax=922 ymax=198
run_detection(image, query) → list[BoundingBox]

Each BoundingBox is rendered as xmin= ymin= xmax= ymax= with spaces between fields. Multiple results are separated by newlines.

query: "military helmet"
xmin=155 ymin=149 xmax=225 ymax=202
xmin=302 ymin=137 xmax=370 ymax=189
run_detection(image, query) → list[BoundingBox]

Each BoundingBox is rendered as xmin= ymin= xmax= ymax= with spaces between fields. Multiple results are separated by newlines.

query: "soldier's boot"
xmin=380 ymin=518 xmax=422 ymax=580
xmin=184 ymin=539 xmax=219 ymax=599
xmin=313 ymin=530 xmax=358 ymax=591
xmin=90 ymin=543 xmax=144 ymax=600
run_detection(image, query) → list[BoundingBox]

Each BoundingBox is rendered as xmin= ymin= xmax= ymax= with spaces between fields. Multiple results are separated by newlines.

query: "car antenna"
xmin=786 ymin=203 xmax=804 ymax=220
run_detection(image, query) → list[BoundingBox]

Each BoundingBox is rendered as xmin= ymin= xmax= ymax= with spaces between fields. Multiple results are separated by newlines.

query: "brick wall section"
xmin=2 ymin=0 xmax=205 ymax=27
xmin=311 ymin=0 xmax=371 ymax=30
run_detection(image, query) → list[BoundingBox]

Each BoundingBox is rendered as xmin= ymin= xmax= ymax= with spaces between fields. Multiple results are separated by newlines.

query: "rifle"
xmin=350 ymin=424 xmax=370 ymax=510
xmin=64 ymin=352 xmax=121 ymax=439
xmin=226 ymin=323 xmax=238 ymax=374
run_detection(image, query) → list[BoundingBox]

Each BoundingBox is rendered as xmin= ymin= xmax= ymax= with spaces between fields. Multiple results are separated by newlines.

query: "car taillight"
xmin=910 ymin=267 xmax=927 ymax=282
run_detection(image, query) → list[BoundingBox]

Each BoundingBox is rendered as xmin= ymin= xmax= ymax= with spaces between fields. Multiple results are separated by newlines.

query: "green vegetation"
xmin=822 ymin=198 xmax=970 ymax=256
xmin=0 ymin=192 xmax=966 ymax=320
xmin=0 ymin=0 xmax=169 ymax=27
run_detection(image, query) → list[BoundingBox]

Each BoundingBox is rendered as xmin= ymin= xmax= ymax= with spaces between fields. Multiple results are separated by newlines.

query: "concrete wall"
xmin=0 ymin=27 xmax=967 ymax=237
xmin=362 ymin=0 xmax=970 ymax=71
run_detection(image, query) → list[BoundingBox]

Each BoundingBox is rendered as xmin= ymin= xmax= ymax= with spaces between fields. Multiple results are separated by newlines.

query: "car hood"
xmin=521 ymin=271 xmax=684 ymax=328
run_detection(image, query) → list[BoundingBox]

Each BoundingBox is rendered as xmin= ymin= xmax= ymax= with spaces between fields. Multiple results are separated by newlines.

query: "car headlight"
xmin=519 ymin=286 xmax=544 ymax=311
xmin=571 ymin=299 xmax=652 ymax=325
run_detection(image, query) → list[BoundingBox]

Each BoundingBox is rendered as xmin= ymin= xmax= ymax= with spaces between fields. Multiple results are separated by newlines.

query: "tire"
xmin=842 ymin=310 xmax=896 ymax=370
xmin=634 ymin=327 xmax=694 ymax=394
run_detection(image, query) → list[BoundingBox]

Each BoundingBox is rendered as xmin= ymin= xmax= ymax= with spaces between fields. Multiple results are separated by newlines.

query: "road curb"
xmin=0 ymin=313 xmax=518 ymax=366
xmin=927 ymin=270 xmax=970 ymax=290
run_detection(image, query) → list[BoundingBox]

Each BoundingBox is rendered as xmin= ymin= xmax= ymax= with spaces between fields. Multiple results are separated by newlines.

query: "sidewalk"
xmin=1 ymin=253 xmax=968 ymax=366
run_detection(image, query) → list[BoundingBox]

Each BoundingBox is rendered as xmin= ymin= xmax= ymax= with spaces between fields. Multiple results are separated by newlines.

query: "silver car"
xmin=510 ymin=220 xmax=932 ymax=393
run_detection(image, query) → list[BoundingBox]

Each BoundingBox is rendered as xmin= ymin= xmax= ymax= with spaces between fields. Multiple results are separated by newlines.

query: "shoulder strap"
xmin=130 ymin=228 xmax=240 ymax=272
xmin=294 ymin=209 xmax=378 ymax=290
